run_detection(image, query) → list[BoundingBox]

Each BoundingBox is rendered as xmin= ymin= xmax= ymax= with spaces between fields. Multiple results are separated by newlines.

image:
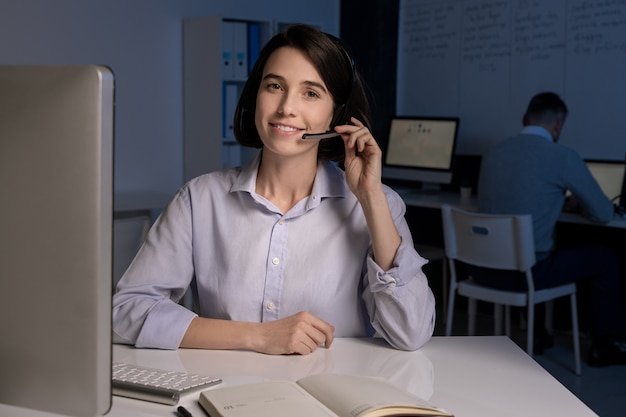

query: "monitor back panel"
xmin=0 ymin=66 xmax=113 ymax=416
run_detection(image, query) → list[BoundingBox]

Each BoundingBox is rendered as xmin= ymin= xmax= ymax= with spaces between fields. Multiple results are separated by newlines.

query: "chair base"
xmin=446 ymin=288 xmax=582 ymax=376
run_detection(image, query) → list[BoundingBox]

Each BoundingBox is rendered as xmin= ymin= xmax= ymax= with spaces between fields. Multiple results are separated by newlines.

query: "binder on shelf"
xmin=230 ymin=144 xmax=242 ymax=168
xmin=248 ymin=22 xmax=261 ymax=73
xmin=221 ymin=143 xmax=229 ymax=169
xmin=221 ymin=143 xmax=241 ymax=169
xmin=220 ymin=21 xmax=234 ymax=79
xmin=232 ymin=21 xmax=248 ymax=80
xmin=221 ymin=143 xmax=230 ymax=169
xmin=222 ymin=83 xmax=239 ymax=140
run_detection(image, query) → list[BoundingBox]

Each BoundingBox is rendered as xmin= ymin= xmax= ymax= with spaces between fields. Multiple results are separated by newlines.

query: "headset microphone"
xmin=301 ymin=103 xmax=346 ymax=140
xmin=302 ymin=131 xmax=340 ymax=140
xmin=301 ymin=34 xmax=354 ymax=142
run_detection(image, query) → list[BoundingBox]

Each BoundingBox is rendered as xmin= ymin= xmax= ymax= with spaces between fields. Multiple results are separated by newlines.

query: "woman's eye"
xmin=305 ymin=90 xmax=320 ymax=99
xmin=267 ymin=83 xmax=281 ymax=91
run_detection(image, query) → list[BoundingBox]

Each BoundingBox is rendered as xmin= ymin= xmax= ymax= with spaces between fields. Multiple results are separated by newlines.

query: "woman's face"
xmin=254 ymin=46 xmax=335 ymax=158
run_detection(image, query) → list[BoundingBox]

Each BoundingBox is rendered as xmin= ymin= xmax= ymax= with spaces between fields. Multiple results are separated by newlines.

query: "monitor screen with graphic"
xmin=383 ymin=116 xmax=459 ymax=192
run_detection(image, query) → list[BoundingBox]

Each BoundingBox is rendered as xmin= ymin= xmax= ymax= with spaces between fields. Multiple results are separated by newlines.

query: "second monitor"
xmin=585 ymin=159 xmax=625 ymax=204
xmin=382 ymin=116 xmax=459 ymax=193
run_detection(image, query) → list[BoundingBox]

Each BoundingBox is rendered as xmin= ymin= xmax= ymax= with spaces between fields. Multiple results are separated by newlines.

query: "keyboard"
xmin=112 ymin=362 xmax=222 ymax=405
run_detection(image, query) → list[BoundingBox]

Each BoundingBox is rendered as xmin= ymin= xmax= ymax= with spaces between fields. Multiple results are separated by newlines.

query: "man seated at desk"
xmin=476 ymin=91 xmax=626 ymax=366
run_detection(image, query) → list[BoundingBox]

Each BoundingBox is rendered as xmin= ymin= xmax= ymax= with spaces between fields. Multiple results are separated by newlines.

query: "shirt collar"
xmin=520 ymin=125 xmax=553 ymax=142
xmin=230 ymin=152 xmax=347 ymax=200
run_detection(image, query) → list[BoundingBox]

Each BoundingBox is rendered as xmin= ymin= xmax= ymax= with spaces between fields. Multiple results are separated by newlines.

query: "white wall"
xmin=397 ymin=0 xmax=626 ymax=160
xmin=0 ymin=0 xmax=340 ymax=198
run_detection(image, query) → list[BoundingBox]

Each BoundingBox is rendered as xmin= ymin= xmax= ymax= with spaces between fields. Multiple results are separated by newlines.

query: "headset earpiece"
xmin=324 ymin=33 xmax=355 ymax=129
xmin=330 ymin=104 xmax=347 ymax=128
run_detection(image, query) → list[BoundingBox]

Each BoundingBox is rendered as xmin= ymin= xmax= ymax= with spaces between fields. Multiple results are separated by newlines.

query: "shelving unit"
xmin=183 ymin=15 xmax=291 ymax=182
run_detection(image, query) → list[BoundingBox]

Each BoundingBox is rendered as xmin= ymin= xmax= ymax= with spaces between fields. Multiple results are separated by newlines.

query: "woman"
xmin=113 ymin=24 xmax=435 ymax=355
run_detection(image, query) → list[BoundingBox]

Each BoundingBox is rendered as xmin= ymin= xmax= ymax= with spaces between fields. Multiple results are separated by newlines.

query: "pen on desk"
xmin=177 ymin=405 xmax=193 ymax=417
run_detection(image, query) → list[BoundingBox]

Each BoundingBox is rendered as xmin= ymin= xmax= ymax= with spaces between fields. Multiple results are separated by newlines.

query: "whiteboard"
xmin=397 ymin=0 xmax=626 ymax=160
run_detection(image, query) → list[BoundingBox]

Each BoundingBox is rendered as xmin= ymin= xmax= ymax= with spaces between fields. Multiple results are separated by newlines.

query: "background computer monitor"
xmin=0 ymin=65 xmax=114 ymax=416
xmin=584 ymin=159 xmax=625 ymax=203
xmin=618 ymin=154 xmax=626 ymax=213
xmin=382 ymin=116 xmax=459 ymax=192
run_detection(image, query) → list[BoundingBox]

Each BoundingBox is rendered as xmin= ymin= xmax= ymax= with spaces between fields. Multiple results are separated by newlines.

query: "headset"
xmin=237 ymin=27 xmax=358 ymax=144
xmin=302 ymin=33 xmax=356 ymax=140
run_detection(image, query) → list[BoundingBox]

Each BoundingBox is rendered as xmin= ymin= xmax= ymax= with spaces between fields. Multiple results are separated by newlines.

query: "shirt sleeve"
xmin=361 ymin=188 xmax=436 ymax=351
xmin=112 ymin=187 xmax=198 ymax=350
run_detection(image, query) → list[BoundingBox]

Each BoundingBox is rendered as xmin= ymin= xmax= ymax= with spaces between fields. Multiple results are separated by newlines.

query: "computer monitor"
xmin=618 ymin=154 xmax=626 ymax=214
xmin=382 ymin=116 xmax=459 ymax=193
xmin=584 ymin=160 xmax=625 ymax=203
xmin=0 ymin=66 xmax=114 ymax=416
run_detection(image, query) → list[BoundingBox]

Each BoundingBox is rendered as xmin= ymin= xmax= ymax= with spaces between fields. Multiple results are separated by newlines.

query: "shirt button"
xmin=272 ymin=257 xmax=280 ymax=265
xmin=266 ymin=301 xmax=275 ymax=310
xmin=279 ymin=219 xmax=285 ymax=225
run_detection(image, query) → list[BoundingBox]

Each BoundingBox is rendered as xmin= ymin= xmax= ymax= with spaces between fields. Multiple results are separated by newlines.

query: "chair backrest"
xmin=441 ymin=204 xmax=536 ymax=272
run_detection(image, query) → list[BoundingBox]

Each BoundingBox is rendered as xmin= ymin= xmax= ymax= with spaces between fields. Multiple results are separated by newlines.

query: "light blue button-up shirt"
xmin=113 ymin=154 xmax=435 ymax=351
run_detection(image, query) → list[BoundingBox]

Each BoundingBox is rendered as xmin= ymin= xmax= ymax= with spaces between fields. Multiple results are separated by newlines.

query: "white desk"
xmin=556 ymin=210 xmax=626 ymax=229
xmin=400 ymin=190 xmax=626 ymax=229
xmin=106 ymin=337 xmax=601 ymax=417
xmin=1 ymin=336 xmax=597 ymax=417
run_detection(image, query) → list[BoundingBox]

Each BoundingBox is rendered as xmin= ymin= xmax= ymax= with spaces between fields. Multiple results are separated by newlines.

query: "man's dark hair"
xmin=524 ymin=92 xmax=568 ymax=125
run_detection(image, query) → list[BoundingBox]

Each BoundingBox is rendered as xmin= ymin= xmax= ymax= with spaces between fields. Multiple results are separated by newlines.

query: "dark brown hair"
xmin=233 ymin=24 xmax=371 ymax=162
xmin=524 ymin=92 xmax=568 ymax=125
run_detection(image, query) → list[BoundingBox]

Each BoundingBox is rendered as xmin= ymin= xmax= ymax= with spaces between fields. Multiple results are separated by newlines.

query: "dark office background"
xmin=340 ymin=0 xmax=399 ymax=148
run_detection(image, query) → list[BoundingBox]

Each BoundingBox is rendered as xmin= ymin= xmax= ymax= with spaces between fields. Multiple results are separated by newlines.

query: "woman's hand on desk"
xmin=253 ymin=312 xmax=335 ymax=355
xmin=181 ymin=313 xmax=334 ymax=355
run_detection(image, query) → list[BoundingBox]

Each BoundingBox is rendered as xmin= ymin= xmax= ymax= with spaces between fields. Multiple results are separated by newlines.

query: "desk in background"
xmin=399 ymin=189 xmax=626 ymax=258
xmin=400 ymin=189 xmax=626 ymax=333
xmin=399 ymin=190 xmax=626 ymax=229
xmin=0 ymin=336 xmax=597 ymax=417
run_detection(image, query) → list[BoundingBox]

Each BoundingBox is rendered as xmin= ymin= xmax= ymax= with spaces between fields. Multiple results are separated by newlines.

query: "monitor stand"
xmin=385 ymin=181 xmax=441 ymax=196
xmin=414 ymin=182 xmax=442 ymax=195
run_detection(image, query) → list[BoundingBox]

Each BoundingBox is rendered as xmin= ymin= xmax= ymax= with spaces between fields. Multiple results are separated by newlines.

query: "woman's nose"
xmin=277 ymin=92 xmax=297 ymax=116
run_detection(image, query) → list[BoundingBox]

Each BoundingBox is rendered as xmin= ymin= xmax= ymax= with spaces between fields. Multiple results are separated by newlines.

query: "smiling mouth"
xmin=272 ymin=123 xmax=301 ymax=133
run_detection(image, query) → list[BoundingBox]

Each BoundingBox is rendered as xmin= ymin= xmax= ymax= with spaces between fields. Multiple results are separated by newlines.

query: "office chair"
xmin=113 ymin=213 xmax=151 ymax=289
xmin=441 ymin=204 xmax=582 ymax=375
